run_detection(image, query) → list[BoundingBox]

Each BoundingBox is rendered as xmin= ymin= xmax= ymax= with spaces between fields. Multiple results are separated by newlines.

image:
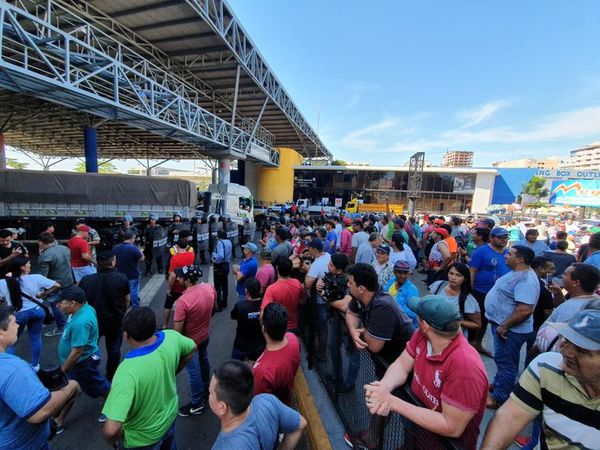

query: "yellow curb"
xmin=294 ymin=368 xmax=333 ymax=450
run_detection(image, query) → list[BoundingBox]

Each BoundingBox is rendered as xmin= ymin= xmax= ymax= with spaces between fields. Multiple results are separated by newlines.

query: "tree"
xmin=331 ymin=159 xmax=348 ymax=166
xmin=6 ymin=158 xmax=28 ymax=170
xmin=522 ymin=176 xmax=549 ymax=200
xmin=74 ymin=160 xmax=118 ymax=173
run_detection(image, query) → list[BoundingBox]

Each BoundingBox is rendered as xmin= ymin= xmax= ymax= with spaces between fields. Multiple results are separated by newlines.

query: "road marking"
xmin=140 ymin=275 xmax=166 ymax=307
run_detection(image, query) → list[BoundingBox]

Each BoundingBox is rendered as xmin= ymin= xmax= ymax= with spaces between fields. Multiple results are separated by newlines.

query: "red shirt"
xmin=169 ymin=251 xmax=196 ymax=294
xmin=261 ymin=278 xmax=304 ymax=330
xmin=253 ymin=333 xmax=300 ymax=405
xmin=406 ymin=330 xmax=488 ymax=450
xmin=173 ymin=283 xmax=216 ymax=344
xmin=68 ymin=235 xmax=90 ymax=267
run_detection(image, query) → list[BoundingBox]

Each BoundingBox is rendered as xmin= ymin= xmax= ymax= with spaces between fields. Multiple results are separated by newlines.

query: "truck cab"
xmin=205 ymin=183 xmax=254 ymax=225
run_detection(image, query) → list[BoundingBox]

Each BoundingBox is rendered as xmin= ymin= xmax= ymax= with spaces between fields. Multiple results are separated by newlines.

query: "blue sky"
xmin=228 ymin=0 xmax=600 ymax=167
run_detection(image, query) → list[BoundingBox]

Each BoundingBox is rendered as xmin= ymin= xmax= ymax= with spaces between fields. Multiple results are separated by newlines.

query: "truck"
xmin=295 ymin=198 xmax=337 ymax=215
xmin=201 ymin=182 xmax=254 ymax=226
xmin=345 ymin=198 xmax=403 ymax=215
xmin=0 ymin=169 xmax=197 ymax=240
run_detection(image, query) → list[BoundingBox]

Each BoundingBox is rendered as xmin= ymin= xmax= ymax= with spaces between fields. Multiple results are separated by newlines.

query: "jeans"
xmin=327 ymin=314 xmax=360 ymax=390
xmin=522 ymin=415 xmax=542 ymax=450
xmin=119 ymin=419 xmax=176 ymax=450
xmin=214 ymin=263 xmax=229 ymax=307
xmin=186 ymin=339 xmax=210 ymax=406
xmin=128 ymin=277 xmax=140 ymax=308
xmin=490 ymin=323 xmax=535 ymax=403
xmin=99 ymin=324 xmax=123 ymax=381
xmin=7 ymin=306 xmax=45 ymax=366
xmin=73 ymin=265 xmax=96 ymax=283
xmin=47 ymin=292 xmax=66 ymax=329
xmin=231 ymin=345 xmax=264 ymax=362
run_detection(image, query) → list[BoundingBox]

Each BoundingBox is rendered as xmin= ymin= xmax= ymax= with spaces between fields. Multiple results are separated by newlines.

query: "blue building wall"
xmin=490 ymin=168 xmax=537 ymax=204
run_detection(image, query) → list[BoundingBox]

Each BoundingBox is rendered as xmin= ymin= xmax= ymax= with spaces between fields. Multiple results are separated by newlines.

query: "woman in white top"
xmin=0 ymin=255 xmax=60 ymax=371
xmin=389 ymin=231 xmax=417 ymax=270
xmin=429 ymin=262 xmax=481 ymax=336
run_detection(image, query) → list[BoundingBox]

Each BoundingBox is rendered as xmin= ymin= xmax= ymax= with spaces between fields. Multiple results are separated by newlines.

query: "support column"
xmin=83 ymin=127 xmax=98 ymax=173
xmin=0 ymin=132 xmax=6 ymax=170
xmin=408 ymin=198 xmax=416 ymax=217
xmin=218 ymin=159 xmax=231 ymax=185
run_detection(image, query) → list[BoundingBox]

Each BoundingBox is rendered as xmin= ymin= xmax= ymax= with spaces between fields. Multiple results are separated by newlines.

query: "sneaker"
xmin=30 ymin=364 xmax=40 ymax=373
xmin=344 ymin=431 xmax=378 ymax=450
xmin=178 ymin=403 xmax=206 ymax=417
xmin=98 ymin=414 xmax=107 ymax=423
xmin=514 ymin=435 xmax=532 ymax=448
xmin=55 ymin=425 xmax=65 ymax=435
xmin=44 ymin=327 xmax=63 ymax=337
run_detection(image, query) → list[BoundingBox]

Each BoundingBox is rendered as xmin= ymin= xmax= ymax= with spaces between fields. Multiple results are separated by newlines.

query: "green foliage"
xmin=6 ymin=158 xmax=28 ymax=170
xmin=74 ymin=160 xmax=118 ymax=173
xmin=526 ymin=201 xmax=547 ymax=209
xmin=331 ymin=159 xmax=348 ymax=166
xmin=522 ymin=176 xmax=549 ymax=199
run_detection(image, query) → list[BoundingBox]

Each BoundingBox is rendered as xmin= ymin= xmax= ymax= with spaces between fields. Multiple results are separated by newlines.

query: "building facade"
xmin=441 ymin=151 xmax=473 ymax=167
xmin=571 ymin=143 xmax=600 ymax=170
xmin=294 ymin=166 xmax=497 ymax=214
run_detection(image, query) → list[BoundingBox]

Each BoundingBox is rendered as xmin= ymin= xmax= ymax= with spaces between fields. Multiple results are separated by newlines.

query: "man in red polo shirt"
xmin=364 ymin=295 xmax=488 ymax=450
xmin=261 ymin=258 xmax=304 ymax=333
xmin=173 ymin=265 xmax=216 ymax=417
xmin=253 ymin=303 xmax=300 ymax=406
xmin=68 ymin=225 xmax=96 ymax=283
xmin=159 ymin=239 xmax=195 ymax=329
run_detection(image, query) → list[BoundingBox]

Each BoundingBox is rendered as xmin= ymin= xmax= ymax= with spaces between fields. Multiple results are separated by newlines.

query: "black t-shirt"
xmin=79 ymin=269 xmax=130 ymax=327
xmin=533 ymin=278 xmax=554 ymax=330
xmin=0 ymin=242 xmax=28 ymax=278
xmin=348 ymin=290 xmax=415 ymax=363
xmin=231 ymin=299 xmax=265 ymax=352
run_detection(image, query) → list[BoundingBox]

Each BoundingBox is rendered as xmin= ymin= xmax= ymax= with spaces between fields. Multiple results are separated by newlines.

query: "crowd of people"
xmin=1 ymin=208 xmax=600 ymax=449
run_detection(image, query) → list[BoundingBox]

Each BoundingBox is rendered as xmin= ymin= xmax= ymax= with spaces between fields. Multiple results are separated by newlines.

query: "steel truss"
xmin=0 ymin=0 xmax=279 ymax=165
xmin=188 ymin=0 xmax=330 ymax=158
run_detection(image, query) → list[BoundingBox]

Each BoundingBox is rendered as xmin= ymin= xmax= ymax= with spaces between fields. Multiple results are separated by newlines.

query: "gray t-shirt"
xmin=271 ymin=241 xmax=292 ymax=266
xmin=484 ymin=268 xmax=540 ymax=333
xmin=37 ymin=243 xmax=75 ymax=288
xmin=355 ymin=241 xmax=375 ymax=265
xmin=212 ymin=394 xmax=300 ymax=450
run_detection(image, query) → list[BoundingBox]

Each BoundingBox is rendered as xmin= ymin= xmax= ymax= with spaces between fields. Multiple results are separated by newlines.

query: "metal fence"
xmin=298 ymin=298 xmax=462 ymax=450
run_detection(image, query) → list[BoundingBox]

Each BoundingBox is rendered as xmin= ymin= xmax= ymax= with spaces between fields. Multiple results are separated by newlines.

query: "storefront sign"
xmin=536 ymin=169 xmax=600 ymax=180
xmin=549 ymin=180 xmax=600 ymax=207
xmin=453 ymin=175 xmax=475 ymax=193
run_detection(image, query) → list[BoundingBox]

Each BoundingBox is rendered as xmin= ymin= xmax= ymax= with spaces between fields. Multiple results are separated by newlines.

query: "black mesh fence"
xmin=298 ymin=299 xmax=463 ymax=450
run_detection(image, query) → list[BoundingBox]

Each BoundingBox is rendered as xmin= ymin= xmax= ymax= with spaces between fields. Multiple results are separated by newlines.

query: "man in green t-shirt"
xmin=102 ymin=307 xmax=196 ymax=449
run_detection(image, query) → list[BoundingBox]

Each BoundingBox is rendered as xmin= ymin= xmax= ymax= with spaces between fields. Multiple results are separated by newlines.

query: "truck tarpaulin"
xmin=0 ymin=170 xmax=195 ymax=207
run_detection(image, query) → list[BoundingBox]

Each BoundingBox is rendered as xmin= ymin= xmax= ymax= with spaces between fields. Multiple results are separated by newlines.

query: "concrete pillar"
xmin=218 ymin=158 xmax=231 ymax=184
xmin=408 ymin=198 xmax=416 ymax=217
xmin=0 ymin=132 xmax=5 ymax=170
xmin=83 ymin=127 xmax=98 ymax=173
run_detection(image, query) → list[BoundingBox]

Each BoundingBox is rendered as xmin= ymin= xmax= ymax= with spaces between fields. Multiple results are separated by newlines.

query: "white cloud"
xmin=378 ymin=105 xmax=600 ymax=156
xmin=456 ymin=100 xmax=512 ymax=129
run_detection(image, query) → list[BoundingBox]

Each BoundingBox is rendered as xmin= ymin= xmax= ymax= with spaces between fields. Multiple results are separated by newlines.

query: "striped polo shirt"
xmin=511 ymin=352 xmax=600 ymax=449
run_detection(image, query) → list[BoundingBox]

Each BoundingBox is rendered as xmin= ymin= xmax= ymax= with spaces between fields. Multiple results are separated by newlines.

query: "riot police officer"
xmin=143 ymin=213 xmax=166 ymax=275
xmin=114 ymin=215 xmax=138 ymax=246
xmin=192 ymin=213 xmax=209 ymax=265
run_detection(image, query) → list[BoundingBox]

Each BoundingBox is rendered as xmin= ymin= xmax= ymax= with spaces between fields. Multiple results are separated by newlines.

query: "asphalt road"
xmin=13 ymin=264 xmax=265 ymax=450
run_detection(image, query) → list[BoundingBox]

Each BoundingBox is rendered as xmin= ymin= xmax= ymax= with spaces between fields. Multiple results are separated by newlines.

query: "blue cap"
xmin=241 ymin=242 xmax=258 ymax=253
xmin=490 ymin=227 xmax=509 ymax=237
xmin=123 ymin=215 xmax=133 ymax=223
xmin=550 ymin=309 xmax=600 ymax=351
xmin=149 ymin=213 xmax=158 ymax=220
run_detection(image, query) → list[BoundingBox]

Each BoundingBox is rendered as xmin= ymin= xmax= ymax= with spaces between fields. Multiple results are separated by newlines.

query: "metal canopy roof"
xmin=0 ymin=0 xmax=331 ymax=163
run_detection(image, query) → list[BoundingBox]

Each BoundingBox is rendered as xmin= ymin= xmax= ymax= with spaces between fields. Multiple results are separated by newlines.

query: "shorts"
xmin=68 ymin=353 xmax=110 ymax=398
xmin=164 ymin=291 xmax=182 ymax=309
